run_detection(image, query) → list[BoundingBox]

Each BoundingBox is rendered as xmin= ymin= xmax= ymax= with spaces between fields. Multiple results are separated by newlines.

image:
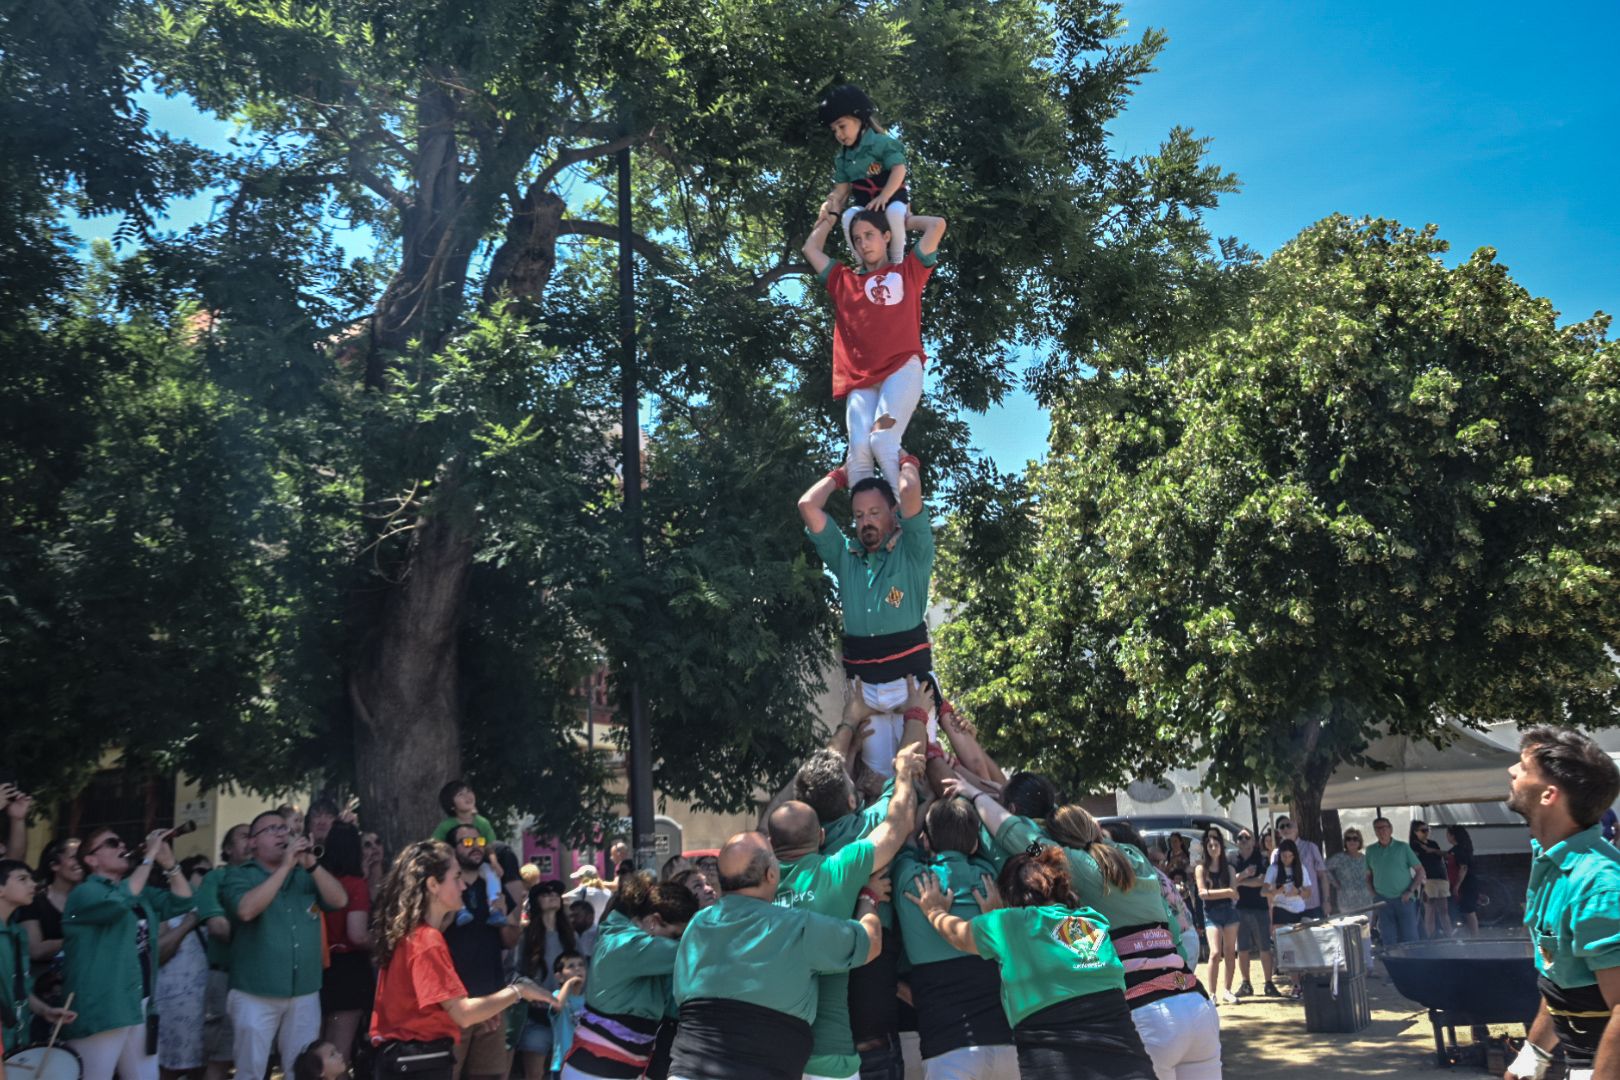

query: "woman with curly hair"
xmin=908 ymin=843 xmax=1156 ymax=1080
xmin=368 ymin=841 xmax=554 ymax=1080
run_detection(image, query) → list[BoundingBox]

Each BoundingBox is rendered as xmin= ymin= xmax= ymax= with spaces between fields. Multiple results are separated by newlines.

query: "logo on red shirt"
xmin=864 ymin=271 xmax=904 ymax=307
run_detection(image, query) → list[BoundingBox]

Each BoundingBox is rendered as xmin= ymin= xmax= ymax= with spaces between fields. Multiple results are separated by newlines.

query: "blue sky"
xmin=977 ymin=0 xmax=1620 ymax=471
xmin=96 ymin=2 xmax=1619 ymax=474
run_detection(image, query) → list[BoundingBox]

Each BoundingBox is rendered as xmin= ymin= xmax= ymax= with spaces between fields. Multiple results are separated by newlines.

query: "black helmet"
xmin=817 ymin=84 xmax=875 ymax=127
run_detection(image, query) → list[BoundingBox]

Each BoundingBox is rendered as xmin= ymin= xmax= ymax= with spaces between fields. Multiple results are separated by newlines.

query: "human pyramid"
xmin=537 ymin=86 xmax=1223 ymax=1080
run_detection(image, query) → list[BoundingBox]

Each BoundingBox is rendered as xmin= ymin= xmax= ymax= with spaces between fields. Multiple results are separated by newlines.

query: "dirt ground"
xmin=1218 ymin=966 xmax=1526 ymax=1078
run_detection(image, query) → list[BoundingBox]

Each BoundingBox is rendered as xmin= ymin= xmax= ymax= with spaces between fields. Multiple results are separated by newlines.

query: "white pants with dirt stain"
xmin=841 ymin=201 xmax=909 ymax=267
xmin=846 ymin=356 xmax=924 ymax=494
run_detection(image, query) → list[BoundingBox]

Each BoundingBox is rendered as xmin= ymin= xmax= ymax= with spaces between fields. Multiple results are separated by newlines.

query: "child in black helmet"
xmin=817 ymin=84 xmax=910 ymax=268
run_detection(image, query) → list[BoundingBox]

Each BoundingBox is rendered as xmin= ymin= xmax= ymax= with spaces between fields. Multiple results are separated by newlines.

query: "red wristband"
xmin=860 ymin=888 xmax=881 ymax=904
xmin=925 ymin=742 xmax=947 ymax=762
xmin=899 ymin=453 xmax=922 ymax=473
xmin=903 ymin=707 xmax=929 ymax=725
xmin=827 ymin=466 xmax=849 ymax=490
xmin=939 ymin=698 xmax=955 ymax=717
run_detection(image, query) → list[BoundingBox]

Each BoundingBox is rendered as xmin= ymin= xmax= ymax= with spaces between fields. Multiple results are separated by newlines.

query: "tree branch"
xmin=535 ymin=130 xmax=653 ymax=192
xmin=749 ymin=260 xmax=812 ymax=294
xmin=558 ymin=218 xmax=686 ymax=281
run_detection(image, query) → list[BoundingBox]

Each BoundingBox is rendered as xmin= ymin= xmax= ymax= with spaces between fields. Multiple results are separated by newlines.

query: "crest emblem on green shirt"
xmin=1053 ymin=914 xmax=1107 ymax=966
xmin=885 ymin=587 xmax=904 ymax=608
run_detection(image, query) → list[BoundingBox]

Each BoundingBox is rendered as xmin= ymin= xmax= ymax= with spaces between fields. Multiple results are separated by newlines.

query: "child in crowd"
xmin=549 ymin=951 xmax=588 ymax=1076
xmin=817 ymin=84 xmax=910 ymax=268
xmin=431 ymin=779 xmax=504 ymax=922
xmin=291 ymin=1039 xmax=349 ymax=1080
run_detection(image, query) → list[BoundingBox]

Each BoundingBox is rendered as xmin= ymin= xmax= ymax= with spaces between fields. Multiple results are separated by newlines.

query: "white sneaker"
xmin=1219 ymin=989 xmax=1239 ymax=1005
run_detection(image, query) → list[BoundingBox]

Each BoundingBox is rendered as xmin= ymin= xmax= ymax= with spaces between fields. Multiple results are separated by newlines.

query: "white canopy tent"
xmin=1321 ymin=724 xmax=1520 ymax=810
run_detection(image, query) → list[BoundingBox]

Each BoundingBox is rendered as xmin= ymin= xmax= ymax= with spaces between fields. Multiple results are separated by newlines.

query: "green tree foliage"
xmin=939 ymin=215 xmax=1620 ymax=836
xmin=5 ymin=0 xmax=1245 ymax=847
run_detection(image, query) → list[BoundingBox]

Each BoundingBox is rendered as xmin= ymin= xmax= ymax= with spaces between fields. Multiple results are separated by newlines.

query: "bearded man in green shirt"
xmin=1506 ymin=726 xmax=1620 ymax=1080
xmin=669 ymin=832 xmax=881 ymax=1080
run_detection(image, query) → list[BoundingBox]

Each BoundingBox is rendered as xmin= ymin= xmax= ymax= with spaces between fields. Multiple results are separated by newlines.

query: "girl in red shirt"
xmin=802 ymin=206 xmax=946 ymax=493
xmin=369 ymin=841 xmax=553 ymax=1080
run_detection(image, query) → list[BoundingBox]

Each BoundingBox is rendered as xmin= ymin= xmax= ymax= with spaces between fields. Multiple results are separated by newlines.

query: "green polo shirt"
xmin=1526 ymin=825 xmax=1620 ymax=990
xmin=62 ymin=874 xmax=195 ymax=1039
xmin=823 ymin=779 xmax=914 ymax=929
xmin=673 ymin=893 xmax=869 ymax=1023
xmin=992 ymin=816 xmax=1191 ymax=970
xmin=191 ymin=867 xmax=232 ymax=971
xmin=222 ymin=861 xmax=338 ymax=998
xmin=432 ymin=814 xmax=497 ymax=845
xmin=833 ymin=129 xmax=907 ymax=187
xmin=807 ymin=505 xmax=934 ymax=639
xmin=776 ymin=840 xmax=875 ymax=1078
xmin=585 ymin=910 xmax=679 ymax=1020
xmin=1 ymin=920 xmax=29 ymax=1053
xmin=1365 ymin=839 xmax=1423 ymax=899
xmin=969 ymin=905 xmax=1124 ymax=1028
xmin=894 ymin=847 xmax=1001 ymax=967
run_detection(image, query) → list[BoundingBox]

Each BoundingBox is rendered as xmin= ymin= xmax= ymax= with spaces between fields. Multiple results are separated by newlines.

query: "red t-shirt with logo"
xmin=370 ymin=924 xmax=467 ymax=1045
xmin=822 ymin=251 xmax=937 ymax=398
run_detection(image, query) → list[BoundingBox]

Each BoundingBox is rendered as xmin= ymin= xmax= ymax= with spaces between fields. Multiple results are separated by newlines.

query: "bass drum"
xmin=4 ymin=1045 xmax=84 ymax=1080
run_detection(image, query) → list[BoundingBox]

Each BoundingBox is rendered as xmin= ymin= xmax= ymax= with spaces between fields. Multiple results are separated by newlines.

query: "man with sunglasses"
xmin=444 ymin=824 xmax=521 ymax=1080
xmin=61 ymin=825 xmax=194 ymax=1080
xmin=220 ymin=809 xmax=348 ymax=1080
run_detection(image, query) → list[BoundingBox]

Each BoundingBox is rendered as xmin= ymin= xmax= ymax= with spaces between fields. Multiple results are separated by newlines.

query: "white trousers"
xmin=68 ymin=1023 xmax=156 ymax=1080
xmin=845 ymin=356 xmax=924 ymax=494
xmin=1129 ymin=991 xmax=1222 ymax=1080
xmin=841 ymin=201 xmax=909 ymax=267
xmin=856 ymin=676 xmax=938 ymax=778
xmin=922 ymin=1044 xmax=1019 ymax=1080
xmin=227 ymin=989 xmax=321 ymax=1080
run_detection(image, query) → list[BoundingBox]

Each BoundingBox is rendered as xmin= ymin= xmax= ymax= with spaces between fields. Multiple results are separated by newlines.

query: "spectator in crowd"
xmin=908 ymin=844 xmax=1157 ymax=1080
xmin=1270 ymin=818 xmax=1326 ymax=919
xmin=1230 ymin=827 xmax=1279 ymax=998
xmin=277 ymin=805 xmax=306 ymax=840
xmin=1263 ymin=839 xmax=1313 ymax=933
xmin=318 ymin=821 xmax=373 ymax=1062
xmin=515 ymin=879 xmax=574 ymax=1079
xmin=1445 ymin=825 xmax=1480 ymax=938
xmin=306 ymin=798 xmax=341 ymax=847
xmin=1324 ymin=828 xmax=1375 ymax=916
xmin=1365 ymin=816 xmax=1425 ymax=947
xmin=604 ymin=841 xmax=633 ymax=886
xmin=668 ymin=832 xmax=880 ymax=1079
xmin=21 ymin=836 xmax=84 ymax=962
xmin=368 ymin=841 xmax=553 ymax=1080
xmin=567 ymin=899 xmax=598 ymax=958
xmin=2 ymin=784 xmax=30 ymax=864
xmin=1195 ymin=829 xmax=1240 ymax=1006
xmin=1 ymin=858 xmax=78 ymax=1055
xmin=693 ymin=854 xmax=721 ymax=898
xmin=1409 ymin=821 xmax=1449 ymax=938
xmin=442 ymin=823 xmax=521 ymax=1080
xmin=562 ymin=873 xmax=698 ymax=1079
xmin=62 ymin=826 xmax=195 ymax=1080
xmin=565 ymin=867 xmax=612 ymax=922
xmin=360 ymin=832 xmax=386 ymax=897
xmin=220 ymin=809 xmax=348 ymax=1080
xmin=431 ymin=782 xmax=505 ymax=918
xmin=659 ymin=855 xmax=693 ymax=882
xmin=667 ymin=868 xmax=717 ymax=910
xmin=154 ymin=856 xmax=212 ymax=1078
xmin=1259 ymin=827 xmax=1275 ymax=860
xmin=892 ymin=796 xmax=1015 ymax=1078
xmin=1161 ymin=833 xmax=1192 ymax=911
xmin=290 ymin=1039 xmax=348 ymax=1080
xmin=547 ymin=952 xmax=587 ymax=1078
xmin=192 ymin=824 xmax=249 ymax=1080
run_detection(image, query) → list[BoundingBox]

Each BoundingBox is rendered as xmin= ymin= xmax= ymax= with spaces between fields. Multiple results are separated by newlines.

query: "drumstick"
xmin=45 ymin=991 xmax=75 ymax=1050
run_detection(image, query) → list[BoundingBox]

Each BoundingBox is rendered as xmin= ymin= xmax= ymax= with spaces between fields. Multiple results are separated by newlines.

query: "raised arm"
xmin=821 ymin=182 xmax=852 ymax=220
xmin=802 ymin=211 xmax=837 ymax=278
xmin=950 ymin=774 xmax=1012 ymax=839
xmin=798 ymin=467 xmax=844 ymax=536
xmin=897 ymin=456 xmax=923 ymax=520
xmin=4 ymin=786 xmax=30 ymax=862
xmin=938 ymin=703 xmax=1001 ymax=783
xmin=866 ymin=742 xmax=924 ymax=872
xmin=908 ymin=213 xmax=946 ymax=257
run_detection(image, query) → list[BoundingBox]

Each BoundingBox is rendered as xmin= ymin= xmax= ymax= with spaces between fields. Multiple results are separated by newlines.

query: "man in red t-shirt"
xmin=802 ymin=207 xmax=946 ymax=494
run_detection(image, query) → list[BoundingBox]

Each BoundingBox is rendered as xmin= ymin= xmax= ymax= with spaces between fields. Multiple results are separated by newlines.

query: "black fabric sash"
xmin=907 ymin=955 xmax=1013 ymax=1059
xmin=1012 ymin=989 xmax=1141 ymax=1048
xmin=668 ymin=998 xmax=812 ymax=1080
xmin=1540 ymin=974 xmax=1608 ymax=1065
xmin=841 ymin=624 xmax=932 ymax=683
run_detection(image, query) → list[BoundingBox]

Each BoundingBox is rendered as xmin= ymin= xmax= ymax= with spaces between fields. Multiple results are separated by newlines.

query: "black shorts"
xmin=322 ymin=950 xmax=376 ymax=1013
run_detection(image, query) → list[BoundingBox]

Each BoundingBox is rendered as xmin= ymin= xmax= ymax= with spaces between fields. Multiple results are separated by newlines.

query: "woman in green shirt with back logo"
xmin=908 ymin=843 xmax=1156 ymax=1080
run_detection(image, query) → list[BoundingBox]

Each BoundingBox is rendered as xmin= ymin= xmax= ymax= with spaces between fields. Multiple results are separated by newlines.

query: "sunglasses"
xmin=1416 ymin=827 xmax=1430 ymax=833
xmin=252 ymin=823 xmax=289 ymax=837
xmin=458 ymin=836 xmax=488 ymax=848
xmin=86 ymin=837 xmax=126 ymax=856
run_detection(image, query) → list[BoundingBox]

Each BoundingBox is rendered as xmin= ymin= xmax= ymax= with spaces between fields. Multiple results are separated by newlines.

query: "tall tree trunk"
xmin=349 ymin=509 xmax=475 ymax=853
xmin=1290 ymin=754 xmax=1337 ymax=848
